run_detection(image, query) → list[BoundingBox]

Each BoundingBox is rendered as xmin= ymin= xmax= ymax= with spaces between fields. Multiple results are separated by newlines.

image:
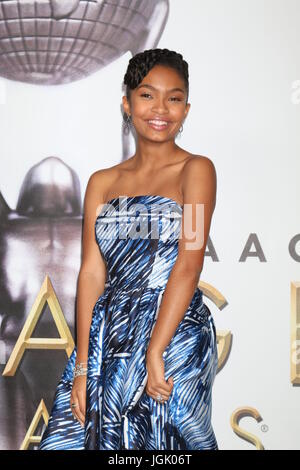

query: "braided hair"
xmin=123 ymin=48 xmax=189 ymax=103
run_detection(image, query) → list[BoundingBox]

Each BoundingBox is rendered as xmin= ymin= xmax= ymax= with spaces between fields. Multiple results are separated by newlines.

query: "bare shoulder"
xmin=87 ymin=158 xmax=132 ymax=198
xmin=94 ymin=156 xmax=135 ymax=178
xmin=89 ymin=161 xmax=123 ymax=183
xmin=88 ymin=166 xmax=114 ymax=187
xmin=181 ymin=154 xmax=217 ymax=208
xmin=181 ymin=153 xmax=216 ymax=186
xmin=86 ymin=168 xmax=110 ymax=194
xmin=183 ymin=153 xmax=216 ymax=175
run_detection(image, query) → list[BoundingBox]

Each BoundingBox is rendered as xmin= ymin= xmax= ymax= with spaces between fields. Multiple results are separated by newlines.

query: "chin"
xmin=146 ymin=134 xmax=169 ymax=143
xmin=139 ymin=130 xmax=173 ymax=142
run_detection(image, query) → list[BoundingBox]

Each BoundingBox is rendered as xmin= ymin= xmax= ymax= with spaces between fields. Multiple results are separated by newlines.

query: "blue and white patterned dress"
xmin=38 ymin=195 xmax=218 ymax=450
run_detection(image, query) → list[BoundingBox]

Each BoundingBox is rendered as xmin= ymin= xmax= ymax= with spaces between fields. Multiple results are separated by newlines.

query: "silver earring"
xmin=123 ymin=113 xmax=132 ymax=134
xmin=176 ymin=124 xmax=183 ymax=139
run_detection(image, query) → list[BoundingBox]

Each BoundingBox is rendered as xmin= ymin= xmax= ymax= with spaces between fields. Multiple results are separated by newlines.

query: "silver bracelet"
xmin=73 ymin=362 xmax=88 ymax=379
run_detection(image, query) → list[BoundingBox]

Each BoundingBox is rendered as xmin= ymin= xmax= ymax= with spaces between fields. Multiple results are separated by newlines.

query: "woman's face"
xmin=123 ymin=64 xmax=190 ymax=142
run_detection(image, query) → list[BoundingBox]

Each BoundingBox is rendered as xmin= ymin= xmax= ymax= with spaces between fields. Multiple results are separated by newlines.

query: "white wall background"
xmin=0 ymin=0 xmax=299 ymax=449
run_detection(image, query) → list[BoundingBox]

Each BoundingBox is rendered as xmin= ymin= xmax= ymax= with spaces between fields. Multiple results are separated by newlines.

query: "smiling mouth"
xmin=147 ymin=119 xmax=170 ymax=131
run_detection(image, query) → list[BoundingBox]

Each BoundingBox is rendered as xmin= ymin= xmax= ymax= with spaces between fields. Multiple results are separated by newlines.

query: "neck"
xmin=133 ymin=138 xmax=180 ymax=171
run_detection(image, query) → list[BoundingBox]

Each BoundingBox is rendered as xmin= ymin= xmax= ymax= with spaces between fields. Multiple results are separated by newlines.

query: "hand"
xmin=145 ymin=350 xmax=174 ymax=403
xmin=70 ymin=374 xmax=87 ymax=427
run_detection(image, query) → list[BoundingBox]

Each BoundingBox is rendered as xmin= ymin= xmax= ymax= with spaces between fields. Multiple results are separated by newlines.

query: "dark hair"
xmin=123 ymin=48 xmax=189 ymax=103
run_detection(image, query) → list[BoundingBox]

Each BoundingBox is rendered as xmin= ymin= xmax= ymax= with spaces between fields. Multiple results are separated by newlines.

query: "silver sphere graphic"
xmin=0 ymin=0 xmax=169 ymax=85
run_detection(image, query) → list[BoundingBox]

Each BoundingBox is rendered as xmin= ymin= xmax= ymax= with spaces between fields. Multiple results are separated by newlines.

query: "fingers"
xmin=71 ymin=405 xmax=85 ymax=427
xmin=77 ymin=391 xmax=86 ymax=423
xmin=158 ymin=376 xmax=174 ymax=395
xmin=75 ymin=408 xmax=85 ymax=427
xmin=148 ymin=392 xmax=169 ymax=402
xmin=70 ymin=392 xmax=85 ymax=427
xmin=156 ymin=386 xmax=172 ymax=400
xmin=146 ymin=377 xmax=174 ymax=403
xmin=167 ymin=376 xmax=174 ymax=390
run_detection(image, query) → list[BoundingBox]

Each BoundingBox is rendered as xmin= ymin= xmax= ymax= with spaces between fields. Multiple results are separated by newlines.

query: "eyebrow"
xmin=136 ymin=84 xmax=185 ymax=93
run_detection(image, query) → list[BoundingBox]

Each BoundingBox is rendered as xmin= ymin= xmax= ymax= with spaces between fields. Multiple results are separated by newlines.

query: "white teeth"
xmin=148 ymin=120 xmax=168 ymax=125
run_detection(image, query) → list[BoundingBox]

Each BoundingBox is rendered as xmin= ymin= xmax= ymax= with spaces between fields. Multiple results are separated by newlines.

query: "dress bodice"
xmin=95 ymin=195 xmax=183 ymax=292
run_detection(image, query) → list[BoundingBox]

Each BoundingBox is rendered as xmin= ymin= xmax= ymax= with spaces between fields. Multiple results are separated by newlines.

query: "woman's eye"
xmin=140 ymin=93 xmax=182 ymax=101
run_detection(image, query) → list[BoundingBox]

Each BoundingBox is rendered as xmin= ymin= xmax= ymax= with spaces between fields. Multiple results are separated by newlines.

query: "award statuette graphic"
xmin=0 ymin=0 xmax=170 ymax=160
xmin=0 ymin=157 xmax=85 ymax=449
xmin=0 ymin=0 xmax=169 ymax=85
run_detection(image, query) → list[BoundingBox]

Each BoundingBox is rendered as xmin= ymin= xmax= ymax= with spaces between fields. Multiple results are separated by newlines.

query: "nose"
xmin=151 ymin=95 xmax=169 ymax=114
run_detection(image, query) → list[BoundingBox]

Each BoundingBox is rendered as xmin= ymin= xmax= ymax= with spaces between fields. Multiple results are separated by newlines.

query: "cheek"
xmin=131 ymin=101 xmax=150 ymax=117
xmin=170 ymin=106 xmax=186 ymax=120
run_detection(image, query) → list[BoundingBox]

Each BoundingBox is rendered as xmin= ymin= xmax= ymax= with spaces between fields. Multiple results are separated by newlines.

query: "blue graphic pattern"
xmin=38 ymin=195 xmax=218 ymax=450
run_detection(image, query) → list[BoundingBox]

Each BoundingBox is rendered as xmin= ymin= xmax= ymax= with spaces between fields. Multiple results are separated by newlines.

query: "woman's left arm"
xmin=146 ymin=156 xmax=217 ymax=359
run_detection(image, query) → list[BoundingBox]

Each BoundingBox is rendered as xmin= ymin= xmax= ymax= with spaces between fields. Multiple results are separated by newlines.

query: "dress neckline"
xmin=103 ymin=194 xmax=183 ymax=209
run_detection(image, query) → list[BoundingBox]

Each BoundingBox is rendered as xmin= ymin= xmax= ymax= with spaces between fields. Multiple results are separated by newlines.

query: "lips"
xmin=147 ymin=119 xmax=170 ymax=131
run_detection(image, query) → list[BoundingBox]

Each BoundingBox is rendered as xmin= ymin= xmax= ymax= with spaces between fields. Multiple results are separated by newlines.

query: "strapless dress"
xmin=38 ymin=194 xmax=218 ymax=450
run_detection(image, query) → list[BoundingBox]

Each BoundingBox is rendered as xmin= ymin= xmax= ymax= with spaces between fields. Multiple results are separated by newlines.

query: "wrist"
xmin=73 ymin=362 xmax=88 ymax=379
xmin=75 ymin=358 xmax=88 ymax=365
xmin=146 ymin=346 xmax=164 ymax=358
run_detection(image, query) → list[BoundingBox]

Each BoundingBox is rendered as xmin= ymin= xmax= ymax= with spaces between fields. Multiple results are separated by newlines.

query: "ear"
xmin=122 ymin=95 xmax=131 ymax=116
xmin=184 ymin=102 xmax=191 ymax=119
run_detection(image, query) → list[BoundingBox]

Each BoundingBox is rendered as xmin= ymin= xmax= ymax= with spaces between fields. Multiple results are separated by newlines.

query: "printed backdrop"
xmin=0 ymin=0 xmax=299 ymax=450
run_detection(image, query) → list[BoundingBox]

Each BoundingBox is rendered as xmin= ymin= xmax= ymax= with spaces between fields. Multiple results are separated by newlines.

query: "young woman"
xmin=38 ymin=48 xmax=218 ymax=450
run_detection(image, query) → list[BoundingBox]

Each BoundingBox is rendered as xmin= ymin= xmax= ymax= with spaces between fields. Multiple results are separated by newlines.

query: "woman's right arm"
xmin=75 ymin=171 xmax=107 ymax=364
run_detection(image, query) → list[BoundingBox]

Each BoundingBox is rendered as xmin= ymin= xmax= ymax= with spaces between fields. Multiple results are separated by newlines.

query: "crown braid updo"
xmin=123 ymin=48 xmax=189 ymax=103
